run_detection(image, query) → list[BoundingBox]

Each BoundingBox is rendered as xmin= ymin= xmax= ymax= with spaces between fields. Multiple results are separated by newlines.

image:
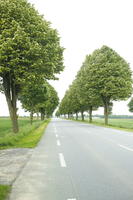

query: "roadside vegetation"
xmin=92 ymin=118 xmax=133 ymax=131
xmin=65 ymin=116 xmax=133 ymax=132
xmin=0 ymin=118 xmax=50 ymax=149
xmin=0 ymin=117 xmax=50 ymax=200
xmin=57 ymin=46 xmax=133 ymax=125
xmin=0 ymin=0 xmax=63 ymax=133
xmin=0 ymin=0 xmax=62 ymax=199
xmin=0 ymin=185 xmax=11 ymax=200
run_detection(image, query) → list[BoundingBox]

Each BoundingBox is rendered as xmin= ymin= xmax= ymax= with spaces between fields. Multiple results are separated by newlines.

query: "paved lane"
xmin=10 ymin=118 xmax=133 ymax=200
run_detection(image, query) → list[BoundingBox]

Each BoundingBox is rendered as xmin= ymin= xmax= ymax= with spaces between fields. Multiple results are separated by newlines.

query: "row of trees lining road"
xmin=57 ymin=46 xmax=133 ymax=125
xmin=0 ymin=0 xmax=64 ymax=133
xmin=19 ymin=79 xmax=59 ymax=124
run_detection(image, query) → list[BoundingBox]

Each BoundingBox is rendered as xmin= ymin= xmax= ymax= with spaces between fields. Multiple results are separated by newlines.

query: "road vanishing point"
xmin=9 ymin=118 xmax=133 ymax=200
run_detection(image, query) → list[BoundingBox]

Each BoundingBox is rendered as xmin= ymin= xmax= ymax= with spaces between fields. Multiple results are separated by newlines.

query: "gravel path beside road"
xmin=0 ymin=148 xmax=33 ymax=185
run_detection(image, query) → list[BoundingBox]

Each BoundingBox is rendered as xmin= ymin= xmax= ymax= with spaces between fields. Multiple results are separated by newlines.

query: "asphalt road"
xmin=10 ymin=118 xmax=133 ymax=200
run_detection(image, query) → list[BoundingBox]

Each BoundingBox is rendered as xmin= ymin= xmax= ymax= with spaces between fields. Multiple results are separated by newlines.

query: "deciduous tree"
xmin=88 ymin=46 xmax=132 ymax=124
xmin=0 ymin=0 xmax=64 ymax=132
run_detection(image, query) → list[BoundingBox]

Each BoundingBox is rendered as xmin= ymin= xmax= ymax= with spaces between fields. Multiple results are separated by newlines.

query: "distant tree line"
xmin=57 ymin=46 xmax=132 ymax=125
xmin=0 ymin=0 xmax=64 ymax=133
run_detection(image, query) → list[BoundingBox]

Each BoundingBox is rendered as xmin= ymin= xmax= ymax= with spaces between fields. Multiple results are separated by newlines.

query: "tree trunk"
xmin=30 ymin=111 xmax=33 ymax=125
xmin=76 ymin=112 xmax=78 ymax=120
xmin=81 ymin=111 xmax=84 ymax=121
xmin=104 ymin=100 xmax=109 ymax=125
xmin=41 ymin=113 xmax=44 ymax=121
xmin=68 ymin=113 xmax=70 ymax=119
xmin=36 ymin=113 xmax=39 ymax=120
xmin=3 ymin=76 xmax=19 ymax=133
xmin=9 ymin=104 xmax=18 ymax=133
xmin=89 ymin=106 xmax=92 ymax=123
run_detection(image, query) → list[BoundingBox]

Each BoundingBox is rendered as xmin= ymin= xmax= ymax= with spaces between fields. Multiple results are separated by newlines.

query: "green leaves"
xmin=19 ymin=79 xmax=59 ymax=117
xmin=0 ymin=0 xmax=64 ymax=81
xmin=88 ymin=46 xmax=132 ymax=100
xmin=0 ymin=0 xmax=64 ymax=132
xmin=128 ymin=98 xmax=133 ymax=113
xmin=58 ymin=45 xmax=132 ymax=124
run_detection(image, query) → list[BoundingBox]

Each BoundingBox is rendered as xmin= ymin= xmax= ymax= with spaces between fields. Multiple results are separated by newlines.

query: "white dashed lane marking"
xmin=67 ymin=199 xmax=77 ymax=200
xmin=59 ymin=153 xmax=66 ymax=167
xmin=57 ymin=140 xmax=61 ymax=146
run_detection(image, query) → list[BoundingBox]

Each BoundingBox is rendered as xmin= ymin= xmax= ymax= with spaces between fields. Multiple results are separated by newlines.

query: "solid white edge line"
xmin=57 ymin=140 xmax=61 ymax=146
xmin=59 ymin=153 xmax=66 ymax=167
xmin=119 ymin=144 xmax=133 ymax=152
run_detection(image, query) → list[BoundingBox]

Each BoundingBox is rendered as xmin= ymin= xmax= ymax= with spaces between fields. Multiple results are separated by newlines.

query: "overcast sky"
xmin=0 ymin=0 xmax=133 ymax=116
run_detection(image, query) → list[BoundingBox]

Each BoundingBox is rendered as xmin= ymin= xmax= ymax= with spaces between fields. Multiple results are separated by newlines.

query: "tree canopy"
xmin=128 ymin=98 xmax=133 ymax=113
xmin=19 ymin=79 xmax=59 ymax=123
xmin=0 ymin=0 xmax=64 ymax=132
xmin=58 ymin=46 xmax=132 ymax=124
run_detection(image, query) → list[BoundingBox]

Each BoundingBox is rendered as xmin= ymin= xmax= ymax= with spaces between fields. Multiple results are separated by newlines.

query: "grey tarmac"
xmin=9 ymin=118 xmax=133 ymax=200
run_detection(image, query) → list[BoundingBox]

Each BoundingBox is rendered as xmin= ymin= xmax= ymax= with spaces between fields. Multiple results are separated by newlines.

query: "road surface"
xmin=9 ymin=118 xmax=133 ymax=200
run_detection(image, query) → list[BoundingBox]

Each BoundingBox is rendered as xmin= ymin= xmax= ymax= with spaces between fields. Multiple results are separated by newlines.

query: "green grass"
xmin=0 ymin=118 xmax=50 ymax=199
xmin=0 ymin=118 xmax=50 ymax=149
xmin=92 ymin=118 xmax=133 ymax=130
xmin=68 ymin=117 xmax=133 ymax=132
xmin=0 ymin=185 xmax=11 ymax=200
xmin=14 ymin=120 xmax=50 ymax=148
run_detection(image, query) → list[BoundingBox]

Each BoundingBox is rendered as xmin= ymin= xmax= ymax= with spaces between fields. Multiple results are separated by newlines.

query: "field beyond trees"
xmin=0 ymin=117 xmax=50 ymax=149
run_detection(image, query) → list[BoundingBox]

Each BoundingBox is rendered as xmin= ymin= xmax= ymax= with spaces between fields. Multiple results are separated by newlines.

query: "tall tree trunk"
xmin=41 ymin=113 xmax=44 ymax=121
xmin=36 ymin=113 xmax=39 ymax=120
xmin=81 ymin=111 xmax=84 ymax=121
xmin=8 ymin=102 xmax=18 ymax=133
xmin=30 ymin=111 xmax=33 ymax=125
xmin=104 ymin=100 xmax=109 ymax=125
xmin=68 ymin=113 xmax=70 ymax=119
xmin=76 ymin=112 xmax=78 ymax=120
xmin=3 ymin=75 xmax=19 ymax=133
xmin=89 ymin=106 xmax=92 ymax=123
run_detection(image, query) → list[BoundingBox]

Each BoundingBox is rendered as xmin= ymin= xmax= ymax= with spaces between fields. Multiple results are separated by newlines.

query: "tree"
xmin=44 ymin=84 xmax=59 ymax=118
xmin=20 ymin=80 xmax=59 ymax=122
xmin=37 ymin=83 xmax=59 ymax=119
xmin=88 ymin=45 xmax=132 ymax=124
xmin=75 ymin=56 xmax=101 ymax=122
xmin=0 ymin=0 xmax=64 ymax=132
xmin=68 ymin=81 xmax=82 ymax=120
xmin=19 ymin=79 xmax=47 ymax=124
xmin=128 ymin=98 xmax=133 ymax=113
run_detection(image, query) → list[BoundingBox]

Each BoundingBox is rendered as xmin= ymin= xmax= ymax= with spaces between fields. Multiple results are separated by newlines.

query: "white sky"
xmin=0 ymin=0 xmax=133 ymax=116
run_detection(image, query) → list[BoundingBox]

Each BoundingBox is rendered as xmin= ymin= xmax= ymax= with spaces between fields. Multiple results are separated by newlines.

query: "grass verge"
xmin=0 ymin=118 xmax=50 ymax=149
xmin=14 ymin=119 xmax=50 ymax=148
xmin=0 ymin=185 xmax=11 ymax=200
xmin=0 ymin=118 xmax=50 ymax=199
xmin=66 ymin=117 xmax=133 ymax=133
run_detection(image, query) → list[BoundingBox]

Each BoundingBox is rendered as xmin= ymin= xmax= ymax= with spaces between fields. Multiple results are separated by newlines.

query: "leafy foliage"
xmin=58 ymin=46 xmax=132 ymax=124
xmin=0 ymin=0 xmax=64 ymax=132
xmin=128 ymin=98 xmax=133 ymax=113
xmin=19 ymin=80 xmax=59 ymax=119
